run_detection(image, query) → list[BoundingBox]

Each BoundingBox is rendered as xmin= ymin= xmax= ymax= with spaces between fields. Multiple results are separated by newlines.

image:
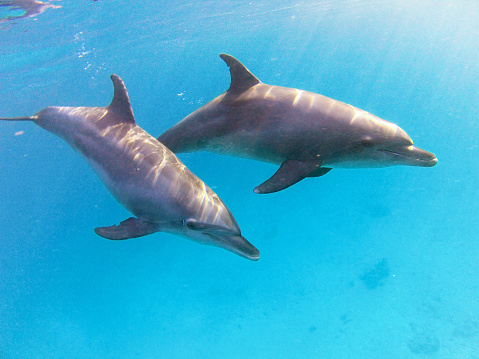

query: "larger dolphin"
xmin=0 ymin=75 xmax=259 ymax=261
xmin=158 ymin=54 xmax=438 ymax=194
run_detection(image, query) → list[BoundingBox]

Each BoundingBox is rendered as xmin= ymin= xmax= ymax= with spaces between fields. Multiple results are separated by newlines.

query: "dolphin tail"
xmin=0 ymin=116 xmax=37 ymax=121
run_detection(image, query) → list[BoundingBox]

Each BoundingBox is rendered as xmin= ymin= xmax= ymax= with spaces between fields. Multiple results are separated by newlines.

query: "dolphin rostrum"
xmin=158 ymin=54 xmax=438 ymax=194
xmin=0 ymin=75 xmax=259 ymax=261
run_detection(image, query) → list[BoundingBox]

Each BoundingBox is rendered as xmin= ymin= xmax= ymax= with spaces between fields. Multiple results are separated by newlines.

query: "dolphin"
xmin=0 ymin=75 xmax=259 ymax=261
xmin=0 ymin=0 xmax=61 ymax=24
xmin=158 ymin=54 xmax=438 ymax=194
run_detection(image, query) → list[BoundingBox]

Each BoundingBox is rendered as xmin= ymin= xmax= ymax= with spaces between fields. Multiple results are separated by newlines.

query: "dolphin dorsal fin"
xmin=220 ymin=54 xmax=261 ymax=95
xmin=107 ymin=74 xmax=136 ymax=125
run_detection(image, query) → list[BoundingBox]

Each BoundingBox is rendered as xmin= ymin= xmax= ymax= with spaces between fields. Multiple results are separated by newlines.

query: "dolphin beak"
xmin=381 ymin=145 xmax=438 ymax=167
xmin=185 ymin=219 xmax=260 ymax=261
xmin=212 ymin=233 xmax=261 ymax=261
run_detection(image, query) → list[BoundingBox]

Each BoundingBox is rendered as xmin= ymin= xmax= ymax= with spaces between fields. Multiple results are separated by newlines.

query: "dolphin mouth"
xmin=380 ymin=145 xmax=438 ymax=167
xmin=185 ymin=219 xmax=260 ymax=261
xmin=208 ymin=232 xmax=260 ymax=261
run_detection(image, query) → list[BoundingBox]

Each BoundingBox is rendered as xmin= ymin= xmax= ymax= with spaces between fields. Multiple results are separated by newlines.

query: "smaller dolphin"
xmin=0 ymin=75 xmax=259 ymax=261
xmin=0 ymin=0 xmax=61 ymax=24
xmin=158 ymin=54 xmax=438 ymax=194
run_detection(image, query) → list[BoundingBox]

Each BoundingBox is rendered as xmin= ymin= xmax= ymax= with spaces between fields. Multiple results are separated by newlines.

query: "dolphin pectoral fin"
xmin=254 ymin=160 xmax=329 ymax=194
xmin=186 ymin=219 xmax=260 ymax=261
xmin=94 ymin=217 xmax=160 ymax=240
xmin=308 ymin=166 xmax=333 ymax=177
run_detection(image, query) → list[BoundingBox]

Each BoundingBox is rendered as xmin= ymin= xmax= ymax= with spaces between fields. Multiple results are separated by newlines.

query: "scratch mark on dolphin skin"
xmin=306 ymin=94 xmax=315 ymax=111
xmin=264 ymin=87 xmax=275 ymax=100
xmin=292 ymin=89 xmax=303 ymax=106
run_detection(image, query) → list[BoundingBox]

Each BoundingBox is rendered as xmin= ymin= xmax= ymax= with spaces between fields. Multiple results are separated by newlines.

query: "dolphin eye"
xmin=360 ymin=139 xmax=373 ymax=148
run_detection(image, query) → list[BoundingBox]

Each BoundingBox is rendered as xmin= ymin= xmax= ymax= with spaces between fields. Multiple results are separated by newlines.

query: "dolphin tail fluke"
xmin=0 ymin=116 xmax=37 ymax=121
xmin=95 ymin=217 xmax=161 ymax=240
xmin=254 ymin=160 xmax=332 ymax=194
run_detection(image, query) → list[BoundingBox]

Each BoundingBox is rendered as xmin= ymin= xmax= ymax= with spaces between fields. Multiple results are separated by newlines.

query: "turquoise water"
xmin=1 ymin=1 xmax=478 ymax=358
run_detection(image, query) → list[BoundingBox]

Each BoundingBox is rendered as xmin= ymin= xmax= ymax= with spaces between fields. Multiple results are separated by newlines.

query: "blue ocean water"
xmin=0 ymin=0 xmax=478 ymax=358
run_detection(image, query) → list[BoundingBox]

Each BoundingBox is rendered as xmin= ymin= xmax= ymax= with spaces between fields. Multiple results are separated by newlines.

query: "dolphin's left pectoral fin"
xmin=95 ymin=217 xmax=161 ymax=240
xmin=254 ymin=160 xmax=332 ymax=194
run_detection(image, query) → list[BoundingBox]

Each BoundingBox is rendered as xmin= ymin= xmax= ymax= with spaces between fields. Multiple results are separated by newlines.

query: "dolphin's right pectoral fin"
xmin=95 ymin=217 xmax=161 ymax=240
xmin=254 ymin=160 xmax=332 ymax=194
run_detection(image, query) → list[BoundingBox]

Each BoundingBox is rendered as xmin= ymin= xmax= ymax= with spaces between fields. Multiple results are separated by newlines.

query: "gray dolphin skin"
xmin=158 ymin=54 xmax=438 ymax=194
xmin=0 ymin=75 xmax=259 ymax=261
